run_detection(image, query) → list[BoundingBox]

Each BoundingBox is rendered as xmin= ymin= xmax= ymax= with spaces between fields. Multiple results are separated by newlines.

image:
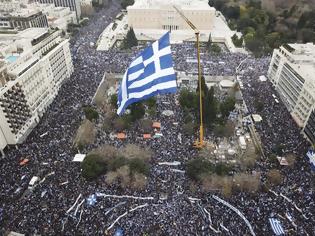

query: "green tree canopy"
xmin=129 ymin=158 xmax=149 ymax=175
xmin=81 ymin=154 xmax=107 ymax=180
xmin=203 ymin=86 xmax=218 ymax=127
xmin=144 ymin=97 xmax=156 ymax=108
xmin=179 ymin=88 xmax=198 ymax=110
xmin=186 ymin=157 xmax=214 ymax=181
xmin=110 ymin=94 xmax=118 ymax=109
xmin=121 ymin=0 xmax=134 ymax=9
xmin=83 ymin=106 xmax=99 ymax=121
xmin=130 ymin=102 xmax=145 ymax=121
xmin=122 ymin=27 xmax=138 ymax=49
xmin=232 ymin=33 xmax=243 ymax=47
xmin=220 ymin=96 xmax=236 ymax=119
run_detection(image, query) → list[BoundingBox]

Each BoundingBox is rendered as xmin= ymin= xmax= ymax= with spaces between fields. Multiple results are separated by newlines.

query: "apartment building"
xmin=268 ymin=43 xmax=315 ymax=144
xmin=0 ymin=10 xmax=48 ymax=29
xmin=35 ymin=0 xmax=81 ymax=20
xmin=0 ymin=28 xmax=73 ymax=155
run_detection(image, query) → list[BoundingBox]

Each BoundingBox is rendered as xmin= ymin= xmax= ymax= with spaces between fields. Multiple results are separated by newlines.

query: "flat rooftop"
xmin=129 ymin=0 xmax=214 ymax=10
xmin=288 ymin=43 xmax=315 ymax=55
xmin=1 ymin=8 xmax=40 ymax=18
xmin=17 ymin=28 xmax=49 ymax=40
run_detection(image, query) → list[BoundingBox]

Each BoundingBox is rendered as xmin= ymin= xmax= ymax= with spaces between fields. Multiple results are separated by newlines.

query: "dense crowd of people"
xmin=0 ymin=1 xmax=314 ymax=235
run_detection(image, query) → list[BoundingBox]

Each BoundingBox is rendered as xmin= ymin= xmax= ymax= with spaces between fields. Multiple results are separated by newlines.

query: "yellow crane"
xmin=173 ymin=5 xmax=204 ymax=148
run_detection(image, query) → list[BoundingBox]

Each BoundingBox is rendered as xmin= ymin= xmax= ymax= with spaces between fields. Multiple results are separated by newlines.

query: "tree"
xmin=206 ymin=33 xmax=212 ymax=49
xmin=186 ymin=157 xmax=214 ymax=181
xmin=232 ymin=33 xmax=243 ymax=47
xmin=74 ymin=119 xmax=96 ymax=147
xmin=122 ymin=27 xmax=138 ymax=49
xmin=286 ymin=153 xmax=296 ymax=167
xmin=144 ymin=97 xmax=156 ymax=108
xmin=237 ymin=17 xmax=257 ymax=32
xmin=121 ymin=0 xmax=134 ymax=9
xmin=209 ymin=44 xmax=221 ymax=54
xmin=182 ymin=122 xmax=195 ymax=136
xmin=214 ymin=163 xmax=231 ymax=176
xmin=196 ymin=76 xmax=208 ymax=98
xmin=220 ymin=96 xmax=236 ymax=119
xmin=130 ymin=102 xmax=145 ymax=121
xmin=131 ymin=173 xmax=147 ymax=189
xmin=110 ymin=94 xmax=118 ymax=109
xmin=268 ymin=153 xmax=278 ymax=165
xmin=208 ymin=0 xmax=226 ymax=11
xmin=139 ymin=119 xmax=152 ymax=133
xmin=81 ymin=154 xmax=107 ymax=180
xmin=224 ymin=6 xmax=240 ymax=19
xmin=113 ymin=116 xmax=130 ymax=131
xmin=108 ymin=156 xmax=127 ymax=171
xmin=83 ymin=106 xmax=99 ymax=121
xmin=299 ymin=28 xmax=315 ymax=43
xmin=245 ymin=37 xmax=265 ymax=57
xmin=122 ymin=144 xmax=152 ymax=161
xmin=179 ymin=88 xmax=198 ymax=110
xmin=129 ymin=158 xmax=149 ymax=175
xmin=265 ymin=32 xmax=281 ymax=49
xmin=267 ymin=169 xmax=283 ymax=186
xmin=203 ymin=87 xmax=218 ymax=127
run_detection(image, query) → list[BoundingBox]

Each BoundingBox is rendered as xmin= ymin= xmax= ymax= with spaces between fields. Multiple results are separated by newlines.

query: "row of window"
xmin=162 ymin=25 xmax=179 ymax=31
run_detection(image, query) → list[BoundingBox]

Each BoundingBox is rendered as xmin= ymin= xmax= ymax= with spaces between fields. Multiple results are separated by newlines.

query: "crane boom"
xmin=173 ymin=5 xmax=204 ymax=148
xmin=173 ymin=5 xmax=198 ymax=32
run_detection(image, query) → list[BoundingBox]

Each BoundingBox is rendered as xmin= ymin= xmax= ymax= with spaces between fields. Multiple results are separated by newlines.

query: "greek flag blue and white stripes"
xmin=269 ymin=218 xmax=285 ymax=235
xmin=117 ymin=32 xmax=177 ymax=115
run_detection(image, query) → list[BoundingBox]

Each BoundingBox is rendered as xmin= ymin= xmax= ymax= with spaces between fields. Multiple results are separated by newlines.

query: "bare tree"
xmin=121 ymin=144 xmax=152 ymax=161
xmin=116 ymin=165 xmax=131 ymax=187
xmin=73 ymin=119 xmax=96 ymax=147
xmin=131 ymin=173 xmax=147 ymax=190
xmin=286 ymin=153 xmax=296 ymax=167
xmin=267 ymin=169 xmax=283 ymax=186
xmin=92 ymin=144 xmax=119 ymax=162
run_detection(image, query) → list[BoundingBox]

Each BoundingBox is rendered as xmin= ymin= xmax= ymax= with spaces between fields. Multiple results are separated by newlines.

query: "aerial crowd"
xmin=0 ymin=1 xmax=314 ymax=235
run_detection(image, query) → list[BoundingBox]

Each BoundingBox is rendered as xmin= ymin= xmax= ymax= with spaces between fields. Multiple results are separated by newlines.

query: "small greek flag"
xmin=269 ymin=218 xmax=285 ymax=235
xmin=306 ymin=149 xmax=315 ymax=170
xmin=87 ymin=194 xmax=97 ymax=206
xmin=117 ymin=32 xmax=177 ymax=115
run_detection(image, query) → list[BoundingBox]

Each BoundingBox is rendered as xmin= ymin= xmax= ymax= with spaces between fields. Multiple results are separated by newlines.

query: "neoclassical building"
xmin=128 ymin=0 xmax=215 ymax=32
xmin=126 ymin=0 xmax=240 ymax=50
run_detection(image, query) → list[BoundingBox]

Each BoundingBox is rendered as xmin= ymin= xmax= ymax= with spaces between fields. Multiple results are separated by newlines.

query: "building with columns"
xmin=126 ymin=0 xmax=240 ymax=50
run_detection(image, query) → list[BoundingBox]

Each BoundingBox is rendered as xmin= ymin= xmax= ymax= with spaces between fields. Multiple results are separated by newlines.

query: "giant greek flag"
xmin=117 ymin=32 xmax=177 ymax=115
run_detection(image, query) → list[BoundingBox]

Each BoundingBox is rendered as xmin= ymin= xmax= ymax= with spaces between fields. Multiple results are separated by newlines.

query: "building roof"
xmin=281 ymin=43 xmax=315 ymax=65
xmin=252 ymin=114 xmax=263 ymax=123
xmin=219 ymin=79 xmax=234 ymax=88
xmin=129 ymin=0 xmax=213 ymax=10
xmin=17 ymin=27 xmax=48 ymax=40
